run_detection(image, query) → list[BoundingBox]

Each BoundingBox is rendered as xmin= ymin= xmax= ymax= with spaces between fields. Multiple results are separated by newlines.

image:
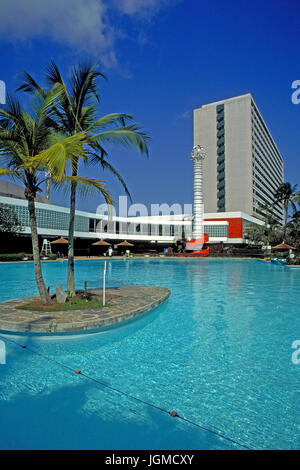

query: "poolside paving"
xmin=0 ymin=286 xmax=170 ymax=335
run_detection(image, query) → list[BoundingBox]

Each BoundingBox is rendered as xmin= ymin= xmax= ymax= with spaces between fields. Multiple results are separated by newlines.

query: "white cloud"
xmin=0 ymin=0 xmax=115 ymax=64
xmin=0 ymin=0 xmax=176 ymax=67
xmin=173 ymin=110 xmax=192 ymax=127
xmin=180 ymin=110 xmax=191 ymax=119
xmin=112 ymin=0 xmax=163 ymax=16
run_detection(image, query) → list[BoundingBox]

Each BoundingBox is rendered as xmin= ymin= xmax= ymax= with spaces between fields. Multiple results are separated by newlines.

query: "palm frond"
xmin=16 ymin=71 xmax=45 ymax=96
xmin=85 ymin=113 xmax=134 ymax=133
xmin=90 ymin=125 xmax=150 ymax=156
xmin=292 ymin=190 xmax=300 ymax=205
xmin=27 ymin=133 xmax=88 ymax=179
xmin=71 ymin=63 xmax=106 ymax=110
xmin=52 ymin=175 xmax=113 ymax=206
xmin=89 ymin=152 xmax=132 ymax=202
xmin=33 ymin=84 xmax=63 ymax=125
xmin=0 ymin=167 xmax=23 ymax=185
xmin=46 ymin=60 xmax=76 ymax=132
xmin=0 ymin=168 xmax=20 ymax=177
xmin=0 ymin=95 xmax=27 ymax=135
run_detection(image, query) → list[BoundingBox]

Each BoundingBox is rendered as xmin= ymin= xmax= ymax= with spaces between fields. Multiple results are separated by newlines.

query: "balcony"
xmin=217 ymin=180 xmax=225 ymax=190
xmin=217 ymin=154 xmax=225 ymax=164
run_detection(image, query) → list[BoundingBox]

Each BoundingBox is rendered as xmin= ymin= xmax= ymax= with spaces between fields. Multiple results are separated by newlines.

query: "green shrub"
xmin=287 ymin=256 xmax=300 ymax=265
xmin=0 ymin=253 xmax=32 ymax=261
xmin=0 ymin=253 xmax=57 ymax=261
xmin=274 ymin=251 xmax=288 ymax=259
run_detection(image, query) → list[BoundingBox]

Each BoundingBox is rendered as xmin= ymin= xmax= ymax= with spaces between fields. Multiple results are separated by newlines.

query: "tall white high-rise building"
xmin=194 ymin=93 xmax=284 ymax=223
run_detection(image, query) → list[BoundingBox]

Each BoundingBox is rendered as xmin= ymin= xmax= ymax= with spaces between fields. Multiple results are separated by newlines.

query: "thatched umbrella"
xmin=50 ymin=236 xmax=68 ymax=256
xmin=50 ymin=236 xmax=68 ymax=244
xmin=92 ymin=239 xmax=111 ymax=246
xmin=117 ymin=240 xmax=134 ymax=247
xmin=271 ymin=241 xmax=296 ymax=251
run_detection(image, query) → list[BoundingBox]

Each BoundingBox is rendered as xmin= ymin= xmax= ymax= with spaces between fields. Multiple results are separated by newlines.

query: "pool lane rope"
xmin=0 ymin=334 xmax=254 ymax=450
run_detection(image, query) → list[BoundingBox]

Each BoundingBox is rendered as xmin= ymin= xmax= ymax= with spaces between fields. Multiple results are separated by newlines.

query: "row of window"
xmin=252 ymin=120 xmax=283 ymax=175
xmin=253 ymin=189 xmax=276 ymax=214
xmin=252 ymin=196 xmax=283 ymax=223
xmin=253 ymin=174 xmax=277 ymax=204
xmin=251 ymin=103 xmax=283 ymax=170
xmin=252 ymin=198 xmax=282 ymax=223
xmin=93 ymin=221 xmax=228 ymax=238
xmin=253 ymin=186 xmax=283 ymax=220
xmin=252 ymin=173 xmax=283 ymax=217
xmin=252 ymin=141 xmax=283 ymax=185
xmin=253 ymin=157 xmax=282 ymax=197
xmin=0 ymin=202 xmax=231 ymax=239
xmin=205 ymin=225 xmax=228 ymax=237
xmin=91 ymin=220 xmax=179 ymax=237
xmin=252 ymin=149 xmax=283 ymax=193
xmin=216 ymin=104 xmax=225 ymax=212
xmin=253 ymin=144 xmax=282 ymax=186
xmin=252 ymin=133 xmax=283 ymax=183
xmin=2 ymin=204 xmax=89 ymax=232
xmin=253 ymin=206 xmax=269 ymax=219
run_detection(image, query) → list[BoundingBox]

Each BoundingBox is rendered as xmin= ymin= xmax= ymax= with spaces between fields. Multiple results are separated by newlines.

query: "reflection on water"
xmin=0 ymin=259 xmax=299 ymax=450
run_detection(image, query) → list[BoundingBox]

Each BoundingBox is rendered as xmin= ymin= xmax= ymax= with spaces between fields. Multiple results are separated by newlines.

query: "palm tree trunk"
xmin=284 ymin=204 xmax=288 ymax=240
xmin=27 ymin=195 xmax=52 ymax=305
xmin=67 ymin=164 xmax=77 ymax=296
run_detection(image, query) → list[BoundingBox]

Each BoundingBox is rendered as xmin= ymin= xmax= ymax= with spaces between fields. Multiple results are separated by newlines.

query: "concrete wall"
xmin=194 ymin=106 xmax=218 ymax=213
xmin=225 ymin=94 xmax=253 ymax=213
xmin=193 ymin=93 xmax=284 ymax=221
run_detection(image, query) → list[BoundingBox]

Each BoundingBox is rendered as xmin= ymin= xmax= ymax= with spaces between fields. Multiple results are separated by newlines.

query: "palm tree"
xmin=285 ymin=210 xmax=300 ymax=250
xmin=274 ymin=183 xmax=299 ymax=238
xmin=244 ymin=224 xmax=268 ymax=246
xmin=259 ymin=202 xmax=281 ymax=245
xmin=0 ymin=90 xmax=112 ymax=304
xmin=18 ymin=62 xmax=149 ymax=296
xmin=0 ymin=90 xmax=76 ymax=304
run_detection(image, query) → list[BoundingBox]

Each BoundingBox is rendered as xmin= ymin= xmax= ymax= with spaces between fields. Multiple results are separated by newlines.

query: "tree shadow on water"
xmin=0 ymin=382 xmax=236 ymax=450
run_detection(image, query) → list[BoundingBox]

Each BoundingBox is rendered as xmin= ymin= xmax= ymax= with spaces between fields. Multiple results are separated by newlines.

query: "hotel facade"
xmin=194 ymin=93 xmax=284 ymax=223
xmin=0 ymin=93 xmax=284 ymax=250
xmin=0 ymin=181 xmax=262 ymax=248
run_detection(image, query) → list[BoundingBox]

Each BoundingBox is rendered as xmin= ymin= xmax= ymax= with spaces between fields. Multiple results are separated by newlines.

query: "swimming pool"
xmin=0 ymin=259 xmax=299 ymax=449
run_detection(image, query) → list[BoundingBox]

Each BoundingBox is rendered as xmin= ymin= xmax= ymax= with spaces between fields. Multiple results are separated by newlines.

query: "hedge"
xmin=0 ymin=253 xmax=57 ymax=261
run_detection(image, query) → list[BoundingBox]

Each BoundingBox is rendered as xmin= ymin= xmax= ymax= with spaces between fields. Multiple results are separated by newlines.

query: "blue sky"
xmin=0 ymin=0 xmax=299 ymax=212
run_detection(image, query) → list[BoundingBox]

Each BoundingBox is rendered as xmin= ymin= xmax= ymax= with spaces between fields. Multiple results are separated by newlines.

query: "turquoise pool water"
xmin=0 ymin=259 xmax=299 ymax=450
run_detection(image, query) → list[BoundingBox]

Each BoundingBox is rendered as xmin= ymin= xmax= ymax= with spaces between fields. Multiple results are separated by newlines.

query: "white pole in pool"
xmin=191 ymin=145 xmax=206 ymax=240
xmin=103 ymin=261 xmax=107 ymax=306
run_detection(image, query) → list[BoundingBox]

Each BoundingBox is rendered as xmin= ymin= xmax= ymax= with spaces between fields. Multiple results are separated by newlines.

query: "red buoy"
xmin=20 ymin=345 xmax=26 ymax=348
xmin=75 ymin=369 xmax=82 ymax=374
xmin=170 ymin=410 xmax=178 ymax=417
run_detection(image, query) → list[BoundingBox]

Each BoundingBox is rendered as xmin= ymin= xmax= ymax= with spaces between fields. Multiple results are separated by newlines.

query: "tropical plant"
xmin=244 ymin=223 xmax=267 ymax=246
xmin=244 ymin=205 xmax=282 ymax=247
xmin=0 ymin=90 xmax=112 ymax=304
xmin=18 ymin=62 xmax=150 ymax=295
xmin=259 ymin=202 xmax=280 ymax=229
xmin=285 ymin=210 xmax=300 ymax=250
xmin=0 ymin=204 xmax=23 ymax=235
xmin=274 ymin=183 xmax=300 ymax=236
